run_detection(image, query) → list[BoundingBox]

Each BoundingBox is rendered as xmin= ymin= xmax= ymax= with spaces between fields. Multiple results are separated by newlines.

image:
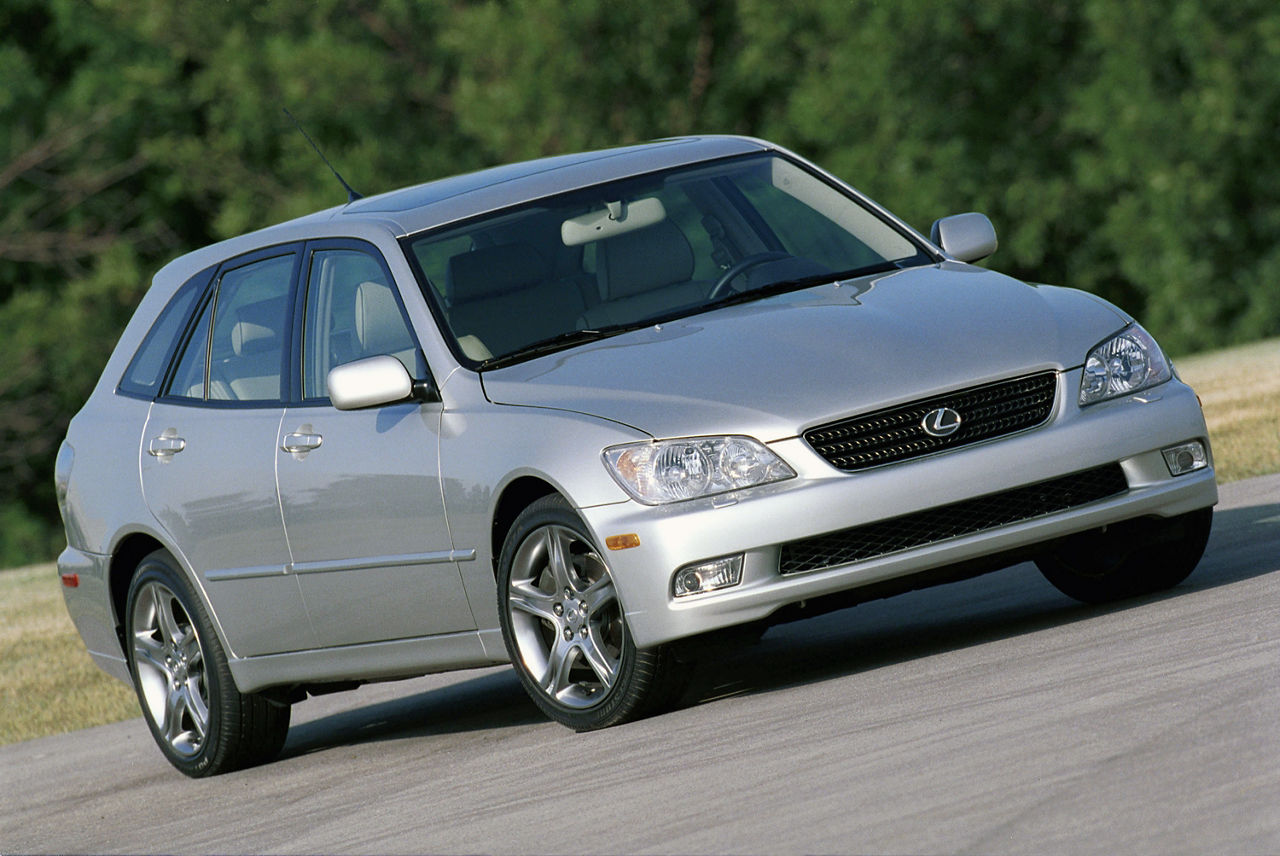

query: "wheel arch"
xmin=107 ymin=532 xmax=167 ymax=656
xmin=490 ymin=476 xmax=559 ymax=578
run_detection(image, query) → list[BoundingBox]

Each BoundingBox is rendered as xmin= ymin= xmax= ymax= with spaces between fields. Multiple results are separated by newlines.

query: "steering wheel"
xmin=708 ymin=251 xmax=792 ymax=300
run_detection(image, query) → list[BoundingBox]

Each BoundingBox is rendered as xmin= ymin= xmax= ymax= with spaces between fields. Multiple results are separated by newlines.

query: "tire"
xmin=497 ymin=495 xmax=689 ymax=730
xmin=125 ymin=549 xmax=290 ymax=776
xmin=1035 ymin=507 xmax=1213 ymax=604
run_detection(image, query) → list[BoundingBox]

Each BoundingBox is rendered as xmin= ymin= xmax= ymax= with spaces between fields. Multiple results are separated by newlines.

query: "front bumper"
xmin=582 ymin=373 xmax=1217 ymax=648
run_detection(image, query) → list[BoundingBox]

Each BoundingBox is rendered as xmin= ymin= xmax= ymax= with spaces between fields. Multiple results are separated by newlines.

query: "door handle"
xmin=281 ymin=432 xmax=323 ymax=453
xmin=147 ymin=434 xmax=186 ymax=458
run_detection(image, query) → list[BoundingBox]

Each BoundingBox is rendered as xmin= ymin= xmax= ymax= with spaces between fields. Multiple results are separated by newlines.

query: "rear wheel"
xmin=1035 ymin=507 xmax=1213 ymax=604
xmin=497 ymin=495 xmax=688 ymax=730
xmin=125 ymin=549 xmax=289 ymax=776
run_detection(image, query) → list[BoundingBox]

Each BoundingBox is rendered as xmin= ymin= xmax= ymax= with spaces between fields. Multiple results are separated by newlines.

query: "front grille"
xmin=778 ymin=463 xmax=1128 ymax=575
xmin=804 ymin=372 xmax=1057 ymax=472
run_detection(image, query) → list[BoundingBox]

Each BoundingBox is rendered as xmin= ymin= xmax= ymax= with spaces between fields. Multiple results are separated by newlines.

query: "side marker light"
xmin=606 ymin=534 xmax=641 ymax=551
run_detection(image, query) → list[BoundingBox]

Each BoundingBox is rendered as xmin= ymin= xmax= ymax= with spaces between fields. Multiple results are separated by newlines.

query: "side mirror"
xmin=328 ymin=355 xmax=433 ymax=410
xmin=930 ymin=212 xmax=998 ymax=263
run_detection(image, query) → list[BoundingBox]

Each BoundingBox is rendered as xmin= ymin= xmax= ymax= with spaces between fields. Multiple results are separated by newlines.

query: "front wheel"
xmin=1035 ymin=507 xmax=1213 ymax=604
xmin=125 ymin=549 xmax=290 ymax=776
xmin=497 ymin=495 xmax=688 ymax=730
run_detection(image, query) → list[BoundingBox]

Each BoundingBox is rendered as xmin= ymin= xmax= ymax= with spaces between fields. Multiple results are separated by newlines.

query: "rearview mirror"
xmin=561 ymin=197 xmax=666 ymax=246
xmin=930 ymin=212 xmax=998 ymax=263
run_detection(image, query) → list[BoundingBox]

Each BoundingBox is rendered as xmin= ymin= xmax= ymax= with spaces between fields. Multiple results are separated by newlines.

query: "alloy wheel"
xmin=130 ymin=580 xmax=210 ymax=758
xmin=505 ymin=523 xmax=624 ymax=709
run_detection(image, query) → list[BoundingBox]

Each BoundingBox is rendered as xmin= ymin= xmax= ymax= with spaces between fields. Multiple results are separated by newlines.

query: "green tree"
xmin=1 ymin=0 xmax=1277 ymax=565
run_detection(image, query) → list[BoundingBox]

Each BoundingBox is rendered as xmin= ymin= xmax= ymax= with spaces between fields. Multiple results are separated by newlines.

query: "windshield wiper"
xmin=477 ymin=328 xmax=618 ymax=370
xmin=700 ymin=260 xmax=900 ymax=312
xmin=476 ymin=262 xmax=905 ymax=369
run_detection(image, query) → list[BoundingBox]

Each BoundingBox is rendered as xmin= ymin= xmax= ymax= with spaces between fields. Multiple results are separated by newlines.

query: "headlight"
xmin=1078 ymin=323 xmax=1172 ymax=406
xmin=603 ymin=436 xmax=796 ymax=505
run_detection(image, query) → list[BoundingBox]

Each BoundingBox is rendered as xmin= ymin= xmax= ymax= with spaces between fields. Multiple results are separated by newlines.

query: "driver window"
xmin=302 ymin=249 xmax=418 ymax=400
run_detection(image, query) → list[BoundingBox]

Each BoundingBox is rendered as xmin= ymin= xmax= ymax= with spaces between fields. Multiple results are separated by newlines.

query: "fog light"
xmin=1162 ymin=441 xmax=1208 ymax=476
xmin=672 ymin=555 xmax=744 ymax=598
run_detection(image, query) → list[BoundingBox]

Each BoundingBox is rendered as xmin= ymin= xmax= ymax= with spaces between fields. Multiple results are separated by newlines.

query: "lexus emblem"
xmin=922 ymin=407 xmax=962 ymax=437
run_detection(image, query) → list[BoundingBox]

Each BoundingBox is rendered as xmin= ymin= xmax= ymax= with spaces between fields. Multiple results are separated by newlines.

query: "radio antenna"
xmin=282 ymin=107 xmax=363 ymax=203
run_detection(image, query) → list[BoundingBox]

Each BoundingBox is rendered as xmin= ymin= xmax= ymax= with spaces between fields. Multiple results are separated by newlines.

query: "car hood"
xmin=480 ymin=264 xmax=1129 ymax=441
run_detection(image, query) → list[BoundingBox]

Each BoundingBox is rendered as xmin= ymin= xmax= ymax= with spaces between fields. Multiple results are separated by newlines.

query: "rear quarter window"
xmin=118 ymin=267 xmax=215 ymax=399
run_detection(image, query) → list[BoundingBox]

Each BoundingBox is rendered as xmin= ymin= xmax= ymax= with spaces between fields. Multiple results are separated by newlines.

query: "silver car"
xmin=56 ymin=136 xmax=1216 ymax=776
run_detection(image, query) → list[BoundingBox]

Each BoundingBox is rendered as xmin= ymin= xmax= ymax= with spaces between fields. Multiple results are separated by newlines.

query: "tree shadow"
xmin=279 ymin=497 xmax=1277 ymax=757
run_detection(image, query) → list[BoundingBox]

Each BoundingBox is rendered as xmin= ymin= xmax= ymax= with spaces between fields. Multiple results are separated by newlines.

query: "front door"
xmin=277 ymin=244 xmax=473 ymax=648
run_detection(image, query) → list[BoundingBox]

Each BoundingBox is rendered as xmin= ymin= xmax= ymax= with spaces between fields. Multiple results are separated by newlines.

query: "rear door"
xmin=276 ymin=241 xmax=474 ymax=648
xmin=140 ymin=247 xmax=316 ymax=657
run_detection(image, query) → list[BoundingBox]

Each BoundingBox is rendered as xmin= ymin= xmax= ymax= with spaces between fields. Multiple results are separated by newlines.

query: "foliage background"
xmin=2 ymin=0 xmax=1278 ymax=565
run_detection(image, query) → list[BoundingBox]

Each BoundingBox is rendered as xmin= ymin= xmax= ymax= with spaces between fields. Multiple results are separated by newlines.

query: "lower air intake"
xmin=778 ymin=463 xmax=1128 ymax=575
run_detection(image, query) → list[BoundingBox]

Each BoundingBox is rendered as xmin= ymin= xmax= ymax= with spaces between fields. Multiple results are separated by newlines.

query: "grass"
xmin=1174 ymin=338 xmax=1280 ymax=483
xmin=1 ymin=338 xmax=1276 ymax=747
xmin=0 ymin=563 xmax=138 ymax=745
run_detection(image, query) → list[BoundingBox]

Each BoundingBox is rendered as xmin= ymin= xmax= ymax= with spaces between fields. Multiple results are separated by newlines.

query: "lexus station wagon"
xmin=56 ymin=135 xmax=1216 ymax=776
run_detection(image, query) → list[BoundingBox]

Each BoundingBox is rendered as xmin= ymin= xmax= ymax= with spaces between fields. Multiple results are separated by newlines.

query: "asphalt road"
xmin=3 ymin=475 xmax=1277 ymax=855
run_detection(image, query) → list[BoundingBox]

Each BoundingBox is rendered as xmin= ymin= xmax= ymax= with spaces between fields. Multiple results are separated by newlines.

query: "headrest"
xmin=447 ymin=243 xmax=550 ymax=304
xmin=231 ymin=298 xmax=283 ymax=356
xmin=599 ymin=220 xmax=694 ymax=297
xmin=355 ymin=281 xmax=414 ymax=355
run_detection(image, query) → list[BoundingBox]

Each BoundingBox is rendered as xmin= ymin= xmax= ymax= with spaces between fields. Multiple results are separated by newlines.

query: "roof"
xmin=150 ymin=135 xmax=771 ymax=289
xmin=334 ymin=135 xmax=769 ymax=235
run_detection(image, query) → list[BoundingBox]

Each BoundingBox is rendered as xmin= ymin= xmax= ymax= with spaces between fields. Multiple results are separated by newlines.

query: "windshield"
xmin=404 ymin=152 xmax=932 ymax=368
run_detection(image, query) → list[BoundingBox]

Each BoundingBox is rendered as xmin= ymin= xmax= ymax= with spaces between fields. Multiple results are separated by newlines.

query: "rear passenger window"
xmin=168 ymin=296 xmax=214 ymax=399
xmin=166 ymin=253 xmax=295 ymax=403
